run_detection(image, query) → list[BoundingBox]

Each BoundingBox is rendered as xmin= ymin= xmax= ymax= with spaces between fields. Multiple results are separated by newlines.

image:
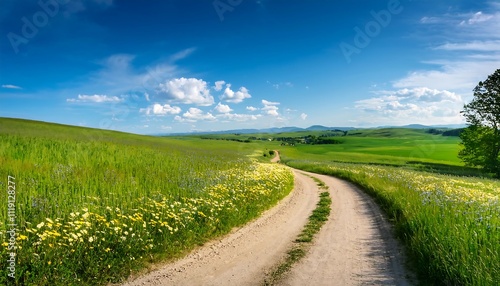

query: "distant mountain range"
xmin=378 ymin=124 xmax=467 ymax=129
xmin=162 ymin=124 xmax=466 ymax=136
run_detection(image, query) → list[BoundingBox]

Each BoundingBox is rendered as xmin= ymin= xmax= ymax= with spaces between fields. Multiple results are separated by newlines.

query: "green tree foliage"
xmin=460 ymin=69 xmax=500 ymax=176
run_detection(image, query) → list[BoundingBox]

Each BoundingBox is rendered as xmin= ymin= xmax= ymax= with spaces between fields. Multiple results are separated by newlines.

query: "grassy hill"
xmin=194 ymin=127 xmax=467 ymax=173
xmin=0 ymin=118 xmax=293 ymax=285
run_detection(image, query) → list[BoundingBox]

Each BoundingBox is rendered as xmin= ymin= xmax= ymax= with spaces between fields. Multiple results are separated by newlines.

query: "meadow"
xmin=275 ymin=129 xmax=499 ymax=285
xmin=202 ymin=128 xmax=463 ymax=167
xmin=3 ymin=118 xmax=498 ymax=285
xmin=0 ymin=118 xmax=294 ymax=285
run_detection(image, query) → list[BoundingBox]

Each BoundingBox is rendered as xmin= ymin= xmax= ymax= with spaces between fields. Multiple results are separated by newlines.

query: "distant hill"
xmin=165 ymin=125 xmax=356 ymax=136
xmin=378 ymin=124 xmax=467 ymax=129
xmin=163 ymin=124 xmax=466 ymax=136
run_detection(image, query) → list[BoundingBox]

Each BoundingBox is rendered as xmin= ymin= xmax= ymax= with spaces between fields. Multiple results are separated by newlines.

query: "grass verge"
xmin=285 ymin=160 xmax=500 ymax=285
xmin=263 ymin=177 xmax=331 ymax=285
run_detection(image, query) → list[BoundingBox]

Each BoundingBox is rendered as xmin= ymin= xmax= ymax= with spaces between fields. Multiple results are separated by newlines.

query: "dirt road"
xmin=122 ymin=169 xmax=320 ymax=286
xmin=279 ymin=172 xmax=415 ymax=285
xmin=122 ymin=166 xmax=415 ymax=285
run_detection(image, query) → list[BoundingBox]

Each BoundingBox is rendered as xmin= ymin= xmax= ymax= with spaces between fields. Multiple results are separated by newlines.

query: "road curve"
xmin=121 ymin=169 xmax=320 ymax=286
xmin=121 ymin=165 xmax=416 ymax=285
xmin=280 ymin=171 xmax=416 ymax=286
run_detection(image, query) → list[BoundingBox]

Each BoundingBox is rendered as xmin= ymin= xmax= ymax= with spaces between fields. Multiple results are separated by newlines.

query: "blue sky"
xmin=1 ymin=0 xmax=500 ymax=134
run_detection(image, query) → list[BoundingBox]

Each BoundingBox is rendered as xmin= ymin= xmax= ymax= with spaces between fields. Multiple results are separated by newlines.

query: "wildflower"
xmin=17 ymin=234 xmax=28 ymax=241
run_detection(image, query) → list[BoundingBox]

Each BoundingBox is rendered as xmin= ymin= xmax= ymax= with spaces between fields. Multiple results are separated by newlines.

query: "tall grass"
xmin=0 ymin=120 xmax=294 ymax=285
xmin=286 ymin=160 xmax=500 ymax=285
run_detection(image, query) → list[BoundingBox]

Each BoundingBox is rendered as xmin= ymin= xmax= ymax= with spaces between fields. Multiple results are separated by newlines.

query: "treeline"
xmin=201 ymin=137 xmax=251 ymax=143
xmin=427 ymin=128 xmax=464 ymax=137
xmin=304 ymin=135 xmax=343 ymax=145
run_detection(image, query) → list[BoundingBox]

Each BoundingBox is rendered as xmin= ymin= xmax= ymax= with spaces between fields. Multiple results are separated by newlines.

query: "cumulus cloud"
xmin=246 ymin=106 xmax=258 ymax=111
xmin=140 ymin=103 xmax=181 ymax=116
xmin=300 ymin=113 xmax=308 ymax=120
xmin=354 ymin=87 xmax=464 ymax=124
xmin=214 ymin=103 xmax=233 ymax=113
xmin=1 ymin=84 xmax=22 ymax=89
xmin=213 ymin=80 xmax=226 ymax=91
xmin=158 ymin=77 xmax=214 ymax=106
xmin=261 ymin=99 xmax=280 ymax=117
xmin=67 ymin=94 xmax=123 ymax=103
xmin=175 ymin=107 xmax=216 ymax=122
xmin=220 ymin=84 xmax=251 ymax=103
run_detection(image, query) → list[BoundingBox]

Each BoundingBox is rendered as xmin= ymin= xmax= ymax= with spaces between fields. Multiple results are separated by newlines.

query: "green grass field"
xmin=2 ymin=118 xmax=498 ymax=285
xmin=203 ymin=128 xmax=500 ymax=284
xmin=0 ymin=118 xmax=293 ymax=285
xmin=266 ymin=128 xmax=499 ymax=285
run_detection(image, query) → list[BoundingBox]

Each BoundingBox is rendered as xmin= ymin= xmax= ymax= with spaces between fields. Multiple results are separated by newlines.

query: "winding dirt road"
xmin=122 ymin=169 xmax=320 ymax=286
xmin=122 ymin=154 xmax=415 ymax=285
xmin=279 ymin=172 xmax=415 ymax=286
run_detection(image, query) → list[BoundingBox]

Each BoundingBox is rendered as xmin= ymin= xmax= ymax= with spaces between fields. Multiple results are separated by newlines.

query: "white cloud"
xmin=67 ymin=94 xmax=123 ymax=103
xmin=392 ymin=87 xmax=462 ymax=103
xmin=401 ymin=6 xmax=500 ymax=94
xmin=420 ymin=16 xmax=441 ymax=24
xmin=217 ymin=113 xmax=260 ymax=122
xmin=213 ymin=80 xmax=226 ymax=91
xmin=460 ymin=11 xmax=494 ymax=25
xmin=267 ymin=81 xmax=293 ymax=90
xmin=169 ymin=47 xmax=196 ymax=62
xmin=158 ymin=77 xmax=214 ymax=106
xmin=354 ymin=88 xmax=464 ymax=125
xmin=220 ymin=84 xmax=251 ymax=103
xmin=300 ymin=113 xmax=308 ymax=120
xmin=435 ymin=40 xmax=500 ymax=51
xmin=265 ymin=108 xmax=279 ymax=117
xmin=2 ymin=84 xmax=22 ymax=89
xmin=140 ymin=103 xmax=181 ymax=116
xmin=246 ymin=106 xmax=258 ymax=111
xmin=261 ymin=99 xmax=280 ymax=117
xmin=214 ymin=103 xmax=233 ymax=113
xmin=262 ymin=99 xmax=280 ymax=106
xmin=393 ymin=60 xmax=500 ymax=92
xmin=175 ymin=107 xmax=216 ymax=122
xmin=75 ymin=53 xmax=177 ymax=99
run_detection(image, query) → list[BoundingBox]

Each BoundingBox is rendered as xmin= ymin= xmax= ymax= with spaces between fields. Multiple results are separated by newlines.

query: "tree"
xmin=459 ymin=69 xmax=500 ymax=177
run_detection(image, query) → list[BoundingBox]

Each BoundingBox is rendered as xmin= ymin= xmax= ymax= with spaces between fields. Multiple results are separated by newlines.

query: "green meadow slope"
xmin=0 ymin=118 xmax=293 ymax=285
